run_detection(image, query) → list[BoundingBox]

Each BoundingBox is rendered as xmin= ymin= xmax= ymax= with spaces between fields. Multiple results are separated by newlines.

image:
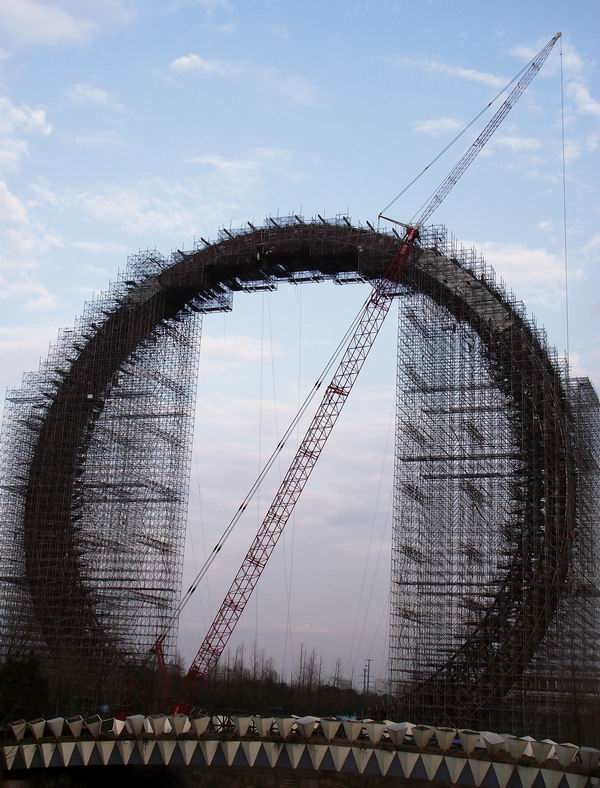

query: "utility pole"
xmin=363 ymin=659 xmax=372 ymax=694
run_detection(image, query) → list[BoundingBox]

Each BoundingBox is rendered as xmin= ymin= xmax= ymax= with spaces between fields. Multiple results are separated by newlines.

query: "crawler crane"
xmin=149 ymin=32 xmax=561 ymax=712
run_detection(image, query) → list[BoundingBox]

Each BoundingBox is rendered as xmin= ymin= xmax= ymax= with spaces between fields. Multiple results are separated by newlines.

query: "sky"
xmin=0 ymin=0 xmax=599 ymax=687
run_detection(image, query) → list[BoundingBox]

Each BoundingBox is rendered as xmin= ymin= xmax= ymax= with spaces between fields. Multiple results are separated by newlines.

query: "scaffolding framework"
xmin=0 ymin=251 xmax=209 ymax=712
xmin=391 ymin=231 xmax=600 ymax=740
xmin=0 ymin=217 xmax=597 ymax=732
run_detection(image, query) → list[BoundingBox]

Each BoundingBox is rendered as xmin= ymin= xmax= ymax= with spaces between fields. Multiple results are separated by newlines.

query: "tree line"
xmin=0 ymin=642 xmax=390 ymax=725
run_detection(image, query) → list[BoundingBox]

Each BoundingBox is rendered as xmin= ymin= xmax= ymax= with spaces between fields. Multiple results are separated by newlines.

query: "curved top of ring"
xmin=22 ymin=219 xmax=576 ymax=714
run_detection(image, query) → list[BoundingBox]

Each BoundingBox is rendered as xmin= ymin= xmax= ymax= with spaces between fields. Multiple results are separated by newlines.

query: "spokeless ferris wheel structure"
xmin=0 ymin=33 xmax=599 ymax=739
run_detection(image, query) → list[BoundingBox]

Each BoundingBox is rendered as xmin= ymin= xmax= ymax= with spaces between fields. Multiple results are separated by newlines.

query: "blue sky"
xmin=1 ymin=0 xmax=599 ymax=685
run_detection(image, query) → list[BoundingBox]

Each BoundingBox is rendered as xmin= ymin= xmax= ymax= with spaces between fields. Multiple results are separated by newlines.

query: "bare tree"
xmin=331 ymin=657 xmax=343 ymax=688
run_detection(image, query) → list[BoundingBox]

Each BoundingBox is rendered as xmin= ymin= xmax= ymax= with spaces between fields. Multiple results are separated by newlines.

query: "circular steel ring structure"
xmin=21 ymin=220 xmax=577 ymax=715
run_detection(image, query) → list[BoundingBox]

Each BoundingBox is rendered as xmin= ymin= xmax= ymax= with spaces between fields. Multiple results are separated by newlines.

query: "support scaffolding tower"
xmin=0 ymin=250 xmax=206 ymax=714
xmin=391 ymin=231 xmax=600 ymax=741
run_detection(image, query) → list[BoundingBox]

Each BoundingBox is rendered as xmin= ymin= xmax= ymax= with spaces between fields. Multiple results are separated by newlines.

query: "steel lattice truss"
xmin=0 ymin=217 xmax=598 ymax=737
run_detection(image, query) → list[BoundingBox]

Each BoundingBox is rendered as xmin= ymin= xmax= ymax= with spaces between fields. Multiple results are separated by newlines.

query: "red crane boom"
xmin=152 ymin=32 xmax=560 ymax=706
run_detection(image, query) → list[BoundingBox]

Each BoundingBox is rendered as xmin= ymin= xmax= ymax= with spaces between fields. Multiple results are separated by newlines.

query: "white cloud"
xmin=0 ymin=138 xmax=27 ymax=170
xmin=25 ymin=146 xmax=307 ymax=243
xmin=394 ymin=56 xmax=507 ymax=88
xmin=562 ymin=45 xmax=584 ymax=74
xmin=586 ymin=134 xmax=599 ymax=153
xmin=536 ymin=220 xmax=553 ymax=234
xmin=170 ymin=53 xmax=316 ymax=104
xmin=0 ymin=224 xmax=62 ymax=270
xmin=69 ymin=147 xmax=307 ymax=235
xmin=74 ymin=180 xmax=237 ymax=237
xmin=170 ymin=53 xmax=230 ymax=76
xmin=201 ymin=334 xmax=282 ymax=364
xmin=568 ymin=81 xmax=600 ymax=117
xmin=23 ymin=288 xmax=57 ymax=311
xmin=0 ymin=0 xmax=95 ymax=44
xmin=65 ymin=82 xmax=120 ymax=109
xmin=0 ymin=186 xmax=64 ymax=314
xmin=189 ymin=154 xmax=259 ymax=184
xmin=0 ymin=95 xmax=51 ymax=137
xmin=30 ymin=181 xmax=62 ymax=208
xmin=1 ymin=227 xmax=37 ymax=265
xmin=0 ymin=180 xmax=28 ymax=223
xmin=444 ymin=64 xmax=506 ymax=88
xmin=0 ymin=95 xmax=51 ymax=171
xmin=0 ymin=268 xmax=57 ymax=310
xmin=413 ymin=117 xmax=462 ymax=135
xmin=0 ymin=0 xmax=134 ymax=45
xmin=480 ymin=133 xmax=542 ymax=162
xmin=511 ymin=39 xmax=583 ymax=76
xmin=470 ymin=239 xmax=576 ymax=307
xmin=188 ymin=147 xmax=305 ymax=188
xmin=510 ymin=44 xmax=538 ymax=61
xmin=493 ymin=134 xmax=541 ymax=152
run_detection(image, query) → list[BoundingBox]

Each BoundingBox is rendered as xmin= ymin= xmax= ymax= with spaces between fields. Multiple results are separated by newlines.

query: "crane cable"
xmin=254 ymin=293 xmax=266 ymax=647
xmin=560 ymin=35 xmax=570 ymax=363
xmin=282 ymin=287 xmax=301 ymax=678
xmin=378 ymin=47 xmax=546 ymax=221
xmin=348 ymin=394 xmax=395 ymax=675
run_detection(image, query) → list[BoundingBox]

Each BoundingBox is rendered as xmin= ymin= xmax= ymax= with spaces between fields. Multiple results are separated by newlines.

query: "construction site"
xmin=1 ymin=30 xmax=599 ymax=759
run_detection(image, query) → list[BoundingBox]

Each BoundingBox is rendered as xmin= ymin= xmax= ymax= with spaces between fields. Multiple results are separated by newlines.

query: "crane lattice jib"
xmin=415 ymin=33 xmax=560 ymax=227
xmin=184 ymin=33 xmax=560 ymax=684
